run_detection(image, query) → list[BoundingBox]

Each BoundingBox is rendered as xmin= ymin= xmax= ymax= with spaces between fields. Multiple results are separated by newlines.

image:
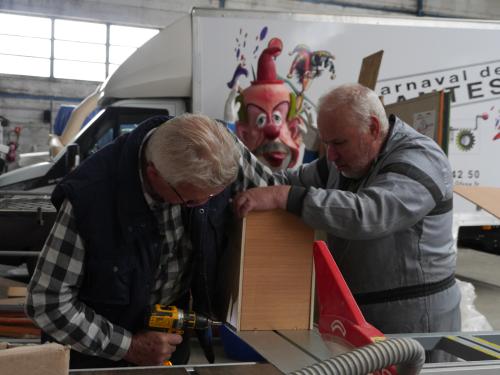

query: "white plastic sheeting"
xmin=457 ymin=278 xmax=493 ymax=331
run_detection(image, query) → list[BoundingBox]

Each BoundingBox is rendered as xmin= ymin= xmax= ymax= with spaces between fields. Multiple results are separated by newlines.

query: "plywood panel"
xmin=239 ymin=210 xmax=314 ymax=330
xmin=358 ymin=50 xmax=384 ymax=90
xmin=215 ymin=218 xmax=245 ymax=330
xmin=454 ymin=186 xmax=500 ymax=219
xmin=0 ymin=277 xmax=26 ymax=299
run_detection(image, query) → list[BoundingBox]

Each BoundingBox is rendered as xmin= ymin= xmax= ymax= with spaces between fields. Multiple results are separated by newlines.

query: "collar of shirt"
xmin=138 ymin=127 xmax=169 ymax=211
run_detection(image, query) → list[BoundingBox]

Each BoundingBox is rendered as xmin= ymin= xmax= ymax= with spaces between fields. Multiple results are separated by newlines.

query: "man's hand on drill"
xmin=124 ymin=330 xmax=183 ymax=366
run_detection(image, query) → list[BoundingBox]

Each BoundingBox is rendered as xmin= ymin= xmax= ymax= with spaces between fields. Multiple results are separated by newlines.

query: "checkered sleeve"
xmin=25 ymin=199 xmax=132 ymax=361
xmin=229 ymin=131 xmax=288 ymax=192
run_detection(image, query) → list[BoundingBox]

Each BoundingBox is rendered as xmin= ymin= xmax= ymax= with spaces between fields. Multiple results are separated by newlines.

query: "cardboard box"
xmin=385 ymin=90 xmax=449 ymax=153
xmin=0 ymin=343 xmax=69 ymax=375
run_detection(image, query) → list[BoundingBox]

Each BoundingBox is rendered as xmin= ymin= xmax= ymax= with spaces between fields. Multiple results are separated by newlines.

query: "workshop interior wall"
xmin=1 ymin=0 xmax=500 ymax=160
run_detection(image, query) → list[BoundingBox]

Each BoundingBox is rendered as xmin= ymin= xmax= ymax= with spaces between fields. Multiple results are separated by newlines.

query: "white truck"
xmin=1 ymin=8 xmax=500 ymax=258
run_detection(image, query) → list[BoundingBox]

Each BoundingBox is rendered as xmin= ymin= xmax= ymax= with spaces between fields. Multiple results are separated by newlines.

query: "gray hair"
xmin=318 ymin=83 xmax=389 ymax=135
xmin=144 ymin=113 xmax=239 ymax=189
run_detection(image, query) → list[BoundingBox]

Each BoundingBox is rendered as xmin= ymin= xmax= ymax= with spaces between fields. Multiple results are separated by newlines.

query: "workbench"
xmin=236 ymin=329 xmax=500 ymax=374
xmin=62 ymin=328 xmax=500 ymax=374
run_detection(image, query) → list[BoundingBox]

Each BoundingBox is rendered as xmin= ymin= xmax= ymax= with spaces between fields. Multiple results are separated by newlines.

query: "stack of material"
xmin=0 ymin=277 xmax=40 ymax=338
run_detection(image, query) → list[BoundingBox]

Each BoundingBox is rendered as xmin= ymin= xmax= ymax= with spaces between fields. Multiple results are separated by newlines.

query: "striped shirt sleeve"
xmin=229 ymin=131 xmax=287 ymax=191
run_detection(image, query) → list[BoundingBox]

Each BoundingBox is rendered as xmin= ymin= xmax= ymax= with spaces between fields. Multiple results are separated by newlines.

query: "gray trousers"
xmin=359 ymin=283 xmax=462 ymax=362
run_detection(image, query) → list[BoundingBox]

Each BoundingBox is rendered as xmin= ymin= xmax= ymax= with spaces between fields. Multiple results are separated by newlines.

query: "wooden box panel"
xmin=219 ymin=210 xmax=314 ymax=331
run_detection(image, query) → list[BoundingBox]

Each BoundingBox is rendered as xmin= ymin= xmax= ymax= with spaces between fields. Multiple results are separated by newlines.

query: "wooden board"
xmin=7 ymin=286 xmax=26 ymax=298
xmin=0 ymin=277 xmax=26 ymax=288
xmin=454 ymin=186 xmax=500 ymax=219
xmin=215 ymin=218 xmax=245 ymax=330
xmin=239 ymin=210 xmax=314 ymax=330
xmin=385 ymin=90 xmax=449 ymax=153
xmin=0 ymin=297 xmax=25 ymax=311
xmin=358 ymin=50 xmax=384 ymax=90
xmin=0 ymin=277 xmax=27 ymax=299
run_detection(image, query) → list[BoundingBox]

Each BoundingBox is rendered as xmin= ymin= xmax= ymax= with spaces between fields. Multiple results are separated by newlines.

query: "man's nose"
xmin=327 ymin=145 xmax=339 ymax=161
xmin=263 ymin=123 xmax=281 ymax=140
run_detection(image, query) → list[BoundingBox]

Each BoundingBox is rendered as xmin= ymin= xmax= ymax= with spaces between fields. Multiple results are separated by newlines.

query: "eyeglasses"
xmin=167 ymin=181 xmax=214 ymax=207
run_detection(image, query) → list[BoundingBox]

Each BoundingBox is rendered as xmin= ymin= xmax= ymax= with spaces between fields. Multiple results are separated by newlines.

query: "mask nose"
xmin=263 ymin=124 xmax=281 ymax=140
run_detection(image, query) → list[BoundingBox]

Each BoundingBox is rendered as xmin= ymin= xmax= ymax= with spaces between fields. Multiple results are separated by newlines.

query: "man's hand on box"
xmin=233 ymin=185 xmax=290 ymax=218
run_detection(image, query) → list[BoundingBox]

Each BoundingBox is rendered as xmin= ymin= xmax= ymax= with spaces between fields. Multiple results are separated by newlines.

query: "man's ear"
xmin=369 ymin=115 xmax=381 ymax=138
xmin=145 ymin=162 xmax=159 ymax=183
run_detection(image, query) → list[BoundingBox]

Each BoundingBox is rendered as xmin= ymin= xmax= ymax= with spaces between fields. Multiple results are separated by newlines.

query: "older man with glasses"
xmin=25 ymin=113 xmax=283 ymax=369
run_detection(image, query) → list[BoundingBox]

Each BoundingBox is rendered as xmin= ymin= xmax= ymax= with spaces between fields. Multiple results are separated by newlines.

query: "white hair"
xmin=318 ymin=83 xmax=389 ymax=136
xmin=144 ymin=113 xmax=239 ymax=189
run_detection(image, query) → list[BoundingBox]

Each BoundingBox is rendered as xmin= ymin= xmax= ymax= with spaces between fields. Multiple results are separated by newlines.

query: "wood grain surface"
xmin=239 ymin=210 xmax=314 ymax=330
xmin=454 ymin=186 xmax=500 ymax=219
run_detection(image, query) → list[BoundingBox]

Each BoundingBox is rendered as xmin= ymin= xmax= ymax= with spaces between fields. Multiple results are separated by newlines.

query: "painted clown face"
xmin=236 ymin=83 xmax=302 ymax=170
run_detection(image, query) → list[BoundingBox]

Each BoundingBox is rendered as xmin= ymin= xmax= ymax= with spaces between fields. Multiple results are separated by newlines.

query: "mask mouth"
xmin=494 ymin=132 xmax=500 ymax=140
xmin=264 ymin=151 xmax=287 ymax=167
xmin=255 ymin=142 xmax=290 ymax=168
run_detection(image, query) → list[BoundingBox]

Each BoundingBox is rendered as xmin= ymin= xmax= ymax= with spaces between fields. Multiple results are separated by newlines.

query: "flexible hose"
xmin=288 ymin=337 xmax=425 ymax=375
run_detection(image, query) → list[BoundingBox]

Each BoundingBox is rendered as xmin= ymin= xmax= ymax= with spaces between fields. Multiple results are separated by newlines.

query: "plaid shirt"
xmin=25 ymin=130 xmax=282 ymax=360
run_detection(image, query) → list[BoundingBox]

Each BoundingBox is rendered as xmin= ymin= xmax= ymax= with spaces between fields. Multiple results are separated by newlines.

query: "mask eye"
xmin=256 ymin=113 xmax=267 ymax=128
xmin=272 ymin=111 xmax=283 ymax=125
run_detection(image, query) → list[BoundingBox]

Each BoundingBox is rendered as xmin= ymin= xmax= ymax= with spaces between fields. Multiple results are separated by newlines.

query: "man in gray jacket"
xmin=234 ymin=83 xmax=461 ymax=341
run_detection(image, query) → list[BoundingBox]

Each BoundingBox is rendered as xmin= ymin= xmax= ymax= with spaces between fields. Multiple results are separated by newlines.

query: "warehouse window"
xmin=54 ymin=19 xmax=107 ymax=81
xmin=0 ymin=12 xmax=159 ymax=81
xmin=0 ymin=13 xmax=52 ymax=77
xmin=108 ymin=25 xmax=159 ymax=76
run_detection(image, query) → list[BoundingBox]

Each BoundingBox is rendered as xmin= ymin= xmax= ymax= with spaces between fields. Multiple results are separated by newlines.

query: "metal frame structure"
xmin=237 ymin=329 xmax=500 ymax=374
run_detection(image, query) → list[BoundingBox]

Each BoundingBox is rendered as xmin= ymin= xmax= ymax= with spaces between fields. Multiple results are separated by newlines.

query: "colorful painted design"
xmin=225 ymin=29 xmax=336 ymax=170
xmin=456 ymin=129 xmax=476 ymax=151
xmin=287 ymin=45 xmax=336 ymax=95
xmin=234 ymin=38 xmax=303 ymax=170
xmin=494 ymin=115 xmax=500 ymax=141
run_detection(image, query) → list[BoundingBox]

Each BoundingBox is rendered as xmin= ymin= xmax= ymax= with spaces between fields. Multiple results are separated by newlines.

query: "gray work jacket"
xmin=285 ymin=116 xmax=456 ymax=299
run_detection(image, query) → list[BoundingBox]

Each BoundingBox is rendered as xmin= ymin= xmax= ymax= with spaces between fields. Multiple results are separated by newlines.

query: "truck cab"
xmin=0 ymin=99 xmax=185 ymax=191
xmin=0 ymin=97 xmax=186 ymax=271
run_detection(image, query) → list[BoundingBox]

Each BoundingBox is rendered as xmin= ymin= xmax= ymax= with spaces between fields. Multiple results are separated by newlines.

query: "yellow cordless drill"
xmin=147 ymin=304 xmax=223 ymax=335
